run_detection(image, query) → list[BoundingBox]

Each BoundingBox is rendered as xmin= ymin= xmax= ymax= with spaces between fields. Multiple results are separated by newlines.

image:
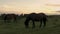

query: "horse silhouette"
xmin=3 ymin=14 xmax=17 ymax=23
xmin=24 ymin=13 xmax=47 ymax=28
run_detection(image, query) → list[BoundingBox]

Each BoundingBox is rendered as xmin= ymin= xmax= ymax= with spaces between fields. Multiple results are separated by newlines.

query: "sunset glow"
xmin=0 ymin=0 xmax=60 ymax=15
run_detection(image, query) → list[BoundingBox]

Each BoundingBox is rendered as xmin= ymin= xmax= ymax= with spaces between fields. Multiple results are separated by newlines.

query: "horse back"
xmin=26 ymin=13 xmax=47 ymax=21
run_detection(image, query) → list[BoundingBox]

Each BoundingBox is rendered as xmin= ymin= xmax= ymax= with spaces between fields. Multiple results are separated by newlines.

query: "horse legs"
xmin=43 ymin=20 xmax=46 ymax=27
xmin=4 ymin=18 xmax=7 ymax=23
xmin=14 ymin=17 xmax=17 ymax=23
xmin=4 ymin=20 xmax=6 ymax=23
xmin=39 ymin=20 xmax=42 ymax=28
xmin=32 ymin=20 xmax=35 ymax=28
xmin=25 ymin=18 xmax=30 ymax=28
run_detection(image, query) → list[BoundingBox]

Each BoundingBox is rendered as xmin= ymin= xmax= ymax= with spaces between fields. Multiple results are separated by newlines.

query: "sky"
xmin=0 ymin=0 xmax=60 ymax=15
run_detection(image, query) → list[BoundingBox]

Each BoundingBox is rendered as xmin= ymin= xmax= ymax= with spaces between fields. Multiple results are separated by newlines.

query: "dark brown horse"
xmin=24 ymin=13 xmax=47 ymax=28
xmin=3 ymin=14 xmax=17 ymax=23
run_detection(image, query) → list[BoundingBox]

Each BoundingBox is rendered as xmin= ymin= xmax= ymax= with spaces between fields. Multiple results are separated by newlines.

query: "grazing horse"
xmin=24 ymin=13 xmax=47 ymax=28
xmin=4 ymin=14 xmax=17 ymax=23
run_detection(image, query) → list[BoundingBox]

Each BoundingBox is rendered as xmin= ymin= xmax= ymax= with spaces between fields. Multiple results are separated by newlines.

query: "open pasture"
xmin=0 ymin=15 xmax=60 ymax=34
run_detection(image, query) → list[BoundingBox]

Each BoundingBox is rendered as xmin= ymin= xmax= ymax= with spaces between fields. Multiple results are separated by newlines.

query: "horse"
xmin=3 ymin=14 xmax=17 ymax=23
xmin=24 ymin=13 xmax=47 ymax=28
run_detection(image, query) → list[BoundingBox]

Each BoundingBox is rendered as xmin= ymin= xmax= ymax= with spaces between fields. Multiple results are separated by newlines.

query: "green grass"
xmin=0 ymin=16 xmax=60 ymax=34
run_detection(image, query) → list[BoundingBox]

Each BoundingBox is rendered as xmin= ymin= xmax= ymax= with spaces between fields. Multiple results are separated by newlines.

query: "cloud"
xmin=0 ymin=0 xmax=60 ymax=15
xmin=46 ymin=4 xmax=60 ymax=7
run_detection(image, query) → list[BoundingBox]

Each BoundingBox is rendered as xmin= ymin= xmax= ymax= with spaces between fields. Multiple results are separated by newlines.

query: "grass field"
xmin=0 ymin=15 xmax=60 ymax=34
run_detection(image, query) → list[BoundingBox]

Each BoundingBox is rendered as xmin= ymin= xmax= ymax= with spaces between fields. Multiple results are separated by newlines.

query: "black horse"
xmin=3 ymin=14 xmax=17 ymax=23
xmin=24 ymin=13 xmax=47 ymax=28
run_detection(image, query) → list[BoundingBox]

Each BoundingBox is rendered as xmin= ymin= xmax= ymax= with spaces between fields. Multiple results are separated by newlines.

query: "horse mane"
xmin=30 ymin=13 xmax=36 ymax=14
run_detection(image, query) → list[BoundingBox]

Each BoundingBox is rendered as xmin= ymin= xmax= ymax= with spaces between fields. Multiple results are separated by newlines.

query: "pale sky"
xmin=0 ymin=0 xmax=60 ymax=15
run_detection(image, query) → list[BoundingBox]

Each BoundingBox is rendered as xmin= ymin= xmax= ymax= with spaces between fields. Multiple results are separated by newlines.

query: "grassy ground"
xmin=0 ymin=16 xmax=60 ymax=34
